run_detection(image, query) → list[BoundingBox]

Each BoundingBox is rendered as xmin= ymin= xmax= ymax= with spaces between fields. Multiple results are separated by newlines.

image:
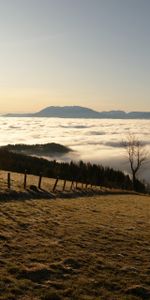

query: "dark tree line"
xmin=0 ymin=149 xmax=145 ymax=192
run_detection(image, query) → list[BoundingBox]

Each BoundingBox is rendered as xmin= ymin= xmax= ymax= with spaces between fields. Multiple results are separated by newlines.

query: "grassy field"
xmin=0 ymin=170 xmax=106 ymax=194
xmin=0 ymin=170 xmax=127 ymax=199
xmin=0 ymin=170 xmax=70 ymax=193
xmin=1 ymin=193 xmax=150 ymax=300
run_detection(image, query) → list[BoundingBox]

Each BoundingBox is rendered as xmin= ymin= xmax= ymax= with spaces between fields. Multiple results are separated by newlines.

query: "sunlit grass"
xmin=1 ymin=194 xmax=150 ymax=299
xmin=0 ymin=170 xmax=118 ymax=195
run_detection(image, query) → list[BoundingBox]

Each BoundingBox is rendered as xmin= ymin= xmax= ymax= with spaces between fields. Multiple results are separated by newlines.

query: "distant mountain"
xmin=4 ymin=106 xmax=100 ymax=118
xmin=4 ymin=113 xmax=34 ymax=117
xmin=3 ymin=106 xmax=150 ymax=119
xmin=34 ymin=106 xmax=101 ymax=118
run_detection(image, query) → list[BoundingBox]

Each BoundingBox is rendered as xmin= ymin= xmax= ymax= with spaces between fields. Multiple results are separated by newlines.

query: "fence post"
xmin=24 ymin=170 xmax=27 ymax=189
xmin=7 ymin=173 xmax=11 ymax=189
xmin=53 ymin=177 xmax=59 ymax=192
xmin=70 ymin=181 xmax=74 ymax=190
xmin=63 ymin=180 xmax=66 ymax=191
xmin=38 ymin=173 xmax=42 ymax=189
xmin=76 ymin=182 xmax=78 ymax=189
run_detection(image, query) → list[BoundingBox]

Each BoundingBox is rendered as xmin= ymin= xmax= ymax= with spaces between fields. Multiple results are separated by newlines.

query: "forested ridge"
xmin=0 ymin=149 xmax=145 ymax=192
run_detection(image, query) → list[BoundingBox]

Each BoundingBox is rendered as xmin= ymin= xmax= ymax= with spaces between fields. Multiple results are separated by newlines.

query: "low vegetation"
xmin=1 ymin=194 xmax=150 ymax=299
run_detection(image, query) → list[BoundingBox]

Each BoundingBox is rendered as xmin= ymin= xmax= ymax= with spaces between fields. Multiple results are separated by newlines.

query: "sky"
xmin=0 ymin=0 xmax=150 ymax=113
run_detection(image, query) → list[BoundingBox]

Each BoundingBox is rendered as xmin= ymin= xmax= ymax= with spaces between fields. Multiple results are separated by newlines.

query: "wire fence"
xmin=0 ymin=170 xmax=100 ymax=194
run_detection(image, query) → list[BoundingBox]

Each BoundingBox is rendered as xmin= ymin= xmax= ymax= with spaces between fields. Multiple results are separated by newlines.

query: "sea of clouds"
xmin=0 ymin=117 xmax=150 ymax=182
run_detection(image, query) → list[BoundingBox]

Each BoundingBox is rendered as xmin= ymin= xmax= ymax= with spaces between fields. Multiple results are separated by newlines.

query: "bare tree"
xmin=123 ymin=133 xmax=148 ymax=190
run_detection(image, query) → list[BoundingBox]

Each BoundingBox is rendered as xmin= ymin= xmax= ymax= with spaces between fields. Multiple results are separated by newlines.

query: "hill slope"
xmin=34 ymin=106 xmax=100 ymax=118
xmin=0 ymin=143 xmax=71 ymax=157
xmin=1 ymin=194 xmax=150 ymax=300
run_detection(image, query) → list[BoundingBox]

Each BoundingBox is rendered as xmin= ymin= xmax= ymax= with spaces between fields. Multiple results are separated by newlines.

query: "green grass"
xmin=1 ymin=193 xmax=150 ymax=299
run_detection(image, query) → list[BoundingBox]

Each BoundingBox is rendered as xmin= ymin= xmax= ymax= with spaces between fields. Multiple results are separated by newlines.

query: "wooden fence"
xmin=0 ymin=170 xmax=101 ymax=193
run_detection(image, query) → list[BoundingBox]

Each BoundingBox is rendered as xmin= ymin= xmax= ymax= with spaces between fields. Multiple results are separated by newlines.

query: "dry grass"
xmin=0 ymin=170 xmax=69 ymax=193
xmin=0 ymin=170 xmax=104 ymax=194
xmin=1 ymin=193 xmax=150 ymax=299
xmin=0 ymin=170 xmax=127 ymax=201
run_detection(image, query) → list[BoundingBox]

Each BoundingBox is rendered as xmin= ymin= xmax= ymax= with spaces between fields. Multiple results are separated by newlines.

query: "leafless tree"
xmin=122 ymin=133 xmax=148 ymax=190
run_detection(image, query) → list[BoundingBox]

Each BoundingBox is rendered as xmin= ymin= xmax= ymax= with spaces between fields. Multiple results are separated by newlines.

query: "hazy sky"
xmin=0 ymin=0 xmax=150 ymax=113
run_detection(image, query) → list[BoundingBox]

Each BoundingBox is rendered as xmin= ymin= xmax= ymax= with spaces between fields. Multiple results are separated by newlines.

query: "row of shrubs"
xmin=0 ymin=149 xmax=145 ymax=192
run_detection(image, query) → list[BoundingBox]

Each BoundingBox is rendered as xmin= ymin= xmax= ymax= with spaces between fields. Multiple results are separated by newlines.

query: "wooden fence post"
xmin=24 ymin=171 xmax=27 ymax=189
xmin=38 ymin=174 xmax=42 ymax=189
xmin=53 ymin=177 xmax=59 ymax=192
xmin=63 ymin=180 xmax=66 ymax=191
xmin=7 ymin=173 xmax=11 ymax=189
xmin=70 ymin=181 xmax=74 ymax=190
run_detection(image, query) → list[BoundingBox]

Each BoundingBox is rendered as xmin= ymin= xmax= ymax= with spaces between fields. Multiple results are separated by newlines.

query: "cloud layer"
xmin=0 ymin=117 xmax=150 ymax=181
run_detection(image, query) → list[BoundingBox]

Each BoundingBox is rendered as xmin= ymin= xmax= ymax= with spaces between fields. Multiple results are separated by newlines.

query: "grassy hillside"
xmin=0 ymin=169 xmax=117 ymax=197
xmin=1 ymin=194 xmax=150 ymax=300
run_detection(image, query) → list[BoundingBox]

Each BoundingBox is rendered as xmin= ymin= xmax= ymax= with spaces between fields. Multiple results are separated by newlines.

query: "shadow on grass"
xmin=0 ymin=185 xmax=139 ymax=202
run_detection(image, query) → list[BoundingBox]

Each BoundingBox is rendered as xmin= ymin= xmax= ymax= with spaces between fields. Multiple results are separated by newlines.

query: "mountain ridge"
xmin=3 ymin=105 xmax=150 ymax=119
